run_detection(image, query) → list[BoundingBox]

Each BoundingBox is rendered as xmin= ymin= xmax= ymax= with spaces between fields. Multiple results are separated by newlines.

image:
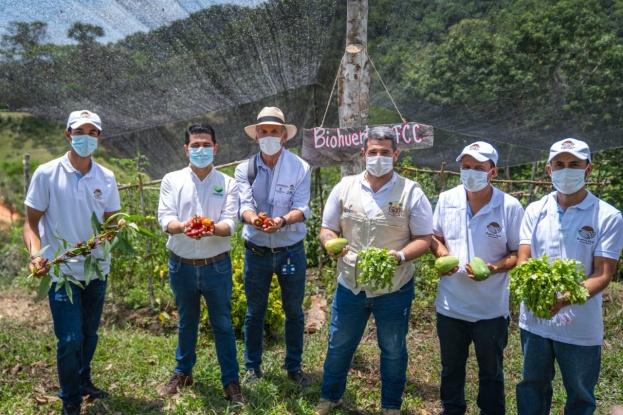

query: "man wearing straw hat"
xmin=235 ymin=106 xmax=312 ymax=388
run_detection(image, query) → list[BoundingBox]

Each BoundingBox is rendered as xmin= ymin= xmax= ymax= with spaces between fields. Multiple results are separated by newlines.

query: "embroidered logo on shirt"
xmin=387 ymin=202 xmax=403 ymax=217
xmin=485 ymin=221 xmax=502 ymax=239
xmin=577 ymin=225 xmax=596 ymax=245
xmin=93 ymin=189 xmax=103 ymax=200
xmin=212 ymin=185 xmax=224 ymax=196
xmin=343 ymin=204 xmax=359 ymax=215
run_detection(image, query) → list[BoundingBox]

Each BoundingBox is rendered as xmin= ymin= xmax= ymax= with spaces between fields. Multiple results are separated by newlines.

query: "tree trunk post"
xmin=339 ymin=0 xmax=370 ymax=177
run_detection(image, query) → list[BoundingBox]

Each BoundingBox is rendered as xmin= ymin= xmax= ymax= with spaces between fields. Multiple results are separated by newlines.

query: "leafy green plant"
xmin=509 ymin=254 xmax=590 ymax=318
xmin=357 ymin=247 xmax=398 ymax=291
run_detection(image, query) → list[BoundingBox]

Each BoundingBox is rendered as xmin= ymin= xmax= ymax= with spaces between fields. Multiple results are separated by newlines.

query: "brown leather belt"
xmin=170 ymin=252 xmax=229 ymax=267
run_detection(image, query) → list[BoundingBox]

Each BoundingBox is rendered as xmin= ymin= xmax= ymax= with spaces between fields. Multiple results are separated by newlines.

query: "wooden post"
xmin=339 ymin=0 xmax=370 ymax=176
xmin=23 ymin=153 xmax=30 ymax=195
xmin=138 ymin=172 xmax=155 ymax=309
xmin=440 ymin=162 xmax=447 ymax=191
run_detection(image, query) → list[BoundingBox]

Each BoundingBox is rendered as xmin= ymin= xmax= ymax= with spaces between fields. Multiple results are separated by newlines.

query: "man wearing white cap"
xmin=430 ymin=141 xmax=524 ymax=415
xmin=234 ymin=107 xmax=312 ymax=387
xmin=516 ymin=138 xmax=623 ymax=415
xmin=23 ymin=110 xmax=120 ymax=415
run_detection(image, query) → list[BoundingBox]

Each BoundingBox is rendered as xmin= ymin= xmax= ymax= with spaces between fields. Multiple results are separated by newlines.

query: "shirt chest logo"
xmin=485 ymin=221 xmax=502 ymax=239
xmin=387 ymin=201 xmax=403 ymax=217
xmin=93 ymin=189 xmax=103 ymax=201
xmin=577 ymin=225 xmax=596 ymax=245
xmin=343 ymin=204 xmax=359 ymax=215
xmin=275 ymin=183 xmax=295 ymax=195
xmin=213 ymin=185 xmax=224 ymax=197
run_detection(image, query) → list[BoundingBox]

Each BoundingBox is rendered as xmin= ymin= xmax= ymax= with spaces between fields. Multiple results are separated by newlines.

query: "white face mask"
xmin=259 ymin=136 xmax=282 ymax=156
xmin=551 ymin=167 xmax=587 ymax=195
xmin=366 ymin=156 xmax=394 ymax=177
xmin=461 ymin=169 xmax=490 ymax=192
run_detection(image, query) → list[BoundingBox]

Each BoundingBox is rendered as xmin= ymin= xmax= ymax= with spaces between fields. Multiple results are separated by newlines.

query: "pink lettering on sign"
xmin=313 ymin=127 xmax=370 ymax=149
xmin=312 ymin=123 xmax=422 ymax=149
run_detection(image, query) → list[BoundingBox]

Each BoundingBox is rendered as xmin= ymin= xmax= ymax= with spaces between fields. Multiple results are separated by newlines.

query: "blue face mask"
xmin=71 ymin=135 xmax=98 ymax=157
xmin=189 ymin=147 xmax=214 ymax=168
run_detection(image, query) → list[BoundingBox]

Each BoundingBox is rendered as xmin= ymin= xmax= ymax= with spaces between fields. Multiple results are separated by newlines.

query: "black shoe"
xmin=81 ymin=379 xmax=109 ymax=399
xmin=288 ymin=369 xmax=312 ymax=388
xmin=61 ymin=402 xmax=81 ymax=415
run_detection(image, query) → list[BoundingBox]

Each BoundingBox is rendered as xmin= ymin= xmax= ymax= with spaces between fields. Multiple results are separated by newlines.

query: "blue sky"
xmin=0 ymin=0 xmax=264 ymax=45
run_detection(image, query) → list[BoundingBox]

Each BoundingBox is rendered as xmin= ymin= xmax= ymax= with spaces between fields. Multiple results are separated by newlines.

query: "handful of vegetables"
xmin=185 ymin=215 xmax=215 ymax=237
xmin=357 ymin=247 xmax=397 ymax=291
xmin=509 ymin=254 xmax=590 ymax=319
xmin=253 ymin=212 xmax=276 ymax=228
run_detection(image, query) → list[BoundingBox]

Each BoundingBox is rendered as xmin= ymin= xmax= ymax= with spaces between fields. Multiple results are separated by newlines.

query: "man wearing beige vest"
xmin=314 ymin=126 xmax=433 ymax=415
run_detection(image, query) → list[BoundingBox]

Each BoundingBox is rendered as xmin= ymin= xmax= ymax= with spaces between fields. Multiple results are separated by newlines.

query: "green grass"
xmin=1 ymin=279 xmax=622 ymax=414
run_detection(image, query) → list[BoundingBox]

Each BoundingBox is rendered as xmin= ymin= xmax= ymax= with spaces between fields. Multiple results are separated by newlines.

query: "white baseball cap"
xmin=456 ymin=141 xmax=499 ymax=166
xmin=548 ymin=138 xmax=591 ymax=163
xmin=67 ymin=110 xmax=102 ymax=131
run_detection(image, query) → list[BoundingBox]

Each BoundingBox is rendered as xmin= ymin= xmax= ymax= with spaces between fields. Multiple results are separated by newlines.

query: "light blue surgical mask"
xmin=259 ymin=136 xmax=282 ymax=156
xmin=551 ymin=167 xmax=587 ymax=195
xmin=189 ymin=146 xmax=214 ymax=168
xmin=71 ymin=135 xmax=98 ymax=157
xmin=461 ymin=169 xmax=490 ymax=192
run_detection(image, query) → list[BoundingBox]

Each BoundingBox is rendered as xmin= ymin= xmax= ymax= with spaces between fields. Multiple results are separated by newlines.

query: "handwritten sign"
xmin=302 ymin=122 xmax=434 ymax=166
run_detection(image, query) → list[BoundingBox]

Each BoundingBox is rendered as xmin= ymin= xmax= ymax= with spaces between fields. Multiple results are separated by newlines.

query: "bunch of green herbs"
xmin=509 ymin=254 xmax=590 ymax=319
xmin=357 ymin=247 xmax=397 ymax=291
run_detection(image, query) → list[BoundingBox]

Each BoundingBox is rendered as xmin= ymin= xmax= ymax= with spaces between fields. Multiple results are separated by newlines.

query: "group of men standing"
xmin=24 ymin=107 xmax=623 ymax=415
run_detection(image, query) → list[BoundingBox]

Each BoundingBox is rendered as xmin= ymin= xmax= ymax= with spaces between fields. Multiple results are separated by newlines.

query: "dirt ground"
xmin=0 ymin=202 xmax=19 ymax=224
xmin=0 ymin=289 xmax=50 ymax=326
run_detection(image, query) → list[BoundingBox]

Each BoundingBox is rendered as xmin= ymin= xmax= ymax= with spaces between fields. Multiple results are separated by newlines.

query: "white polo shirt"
xmin=158 ymin=166 xmax=239 ymax=259
xmin=24 ymin=153 xmax=121 ymax=281
xmin=518 ymin=191 xmax=623 ymax=346
xmin=433 ymin=185 xmax=524 ymax=322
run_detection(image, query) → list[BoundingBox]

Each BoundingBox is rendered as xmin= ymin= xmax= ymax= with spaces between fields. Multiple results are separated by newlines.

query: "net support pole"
xmin=339 ymin=0 xmax=370 ymax=177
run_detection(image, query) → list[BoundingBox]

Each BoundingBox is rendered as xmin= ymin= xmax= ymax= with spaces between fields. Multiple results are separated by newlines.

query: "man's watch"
xmin=397 ymin=251 xmax=406 ymax=265
xmin=279 ymin=216 xmax=287 ymax=228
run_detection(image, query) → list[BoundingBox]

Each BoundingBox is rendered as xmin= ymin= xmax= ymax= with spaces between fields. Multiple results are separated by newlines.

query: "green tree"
xmin=67 ymin=22 xmax=105 ymax=45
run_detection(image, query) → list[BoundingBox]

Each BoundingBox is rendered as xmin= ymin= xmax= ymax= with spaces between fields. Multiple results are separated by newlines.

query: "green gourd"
xmin=470 ymin=257 xmax=491 ymax=280
xmin=435 ymin=255 xmax=459 ymax=273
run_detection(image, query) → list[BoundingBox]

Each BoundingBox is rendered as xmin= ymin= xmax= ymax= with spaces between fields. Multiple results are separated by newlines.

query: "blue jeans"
xmin=243 ymin=240 xmax=306 ymax=372
xmin=168 ymin=254 xmax=239 ymax=387
xmin=436 ymin=313 xmax=509 ymax=415
xmin=320 ymin=278 xmax=414 ymax=410
xmin=516 ymin=329 xmax=601 ymax=415
xmin=49 ymin=278 xmax=107 ymax=406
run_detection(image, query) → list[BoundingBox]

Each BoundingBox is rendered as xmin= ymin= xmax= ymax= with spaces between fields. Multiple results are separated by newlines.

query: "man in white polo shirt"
xmin=23 ymin=110 xmax=120 ymax=415
xmin=157 ymin=123 xmax=243 ymax=405
xmin=430 ymin=141 xmax=524 ymax=415
xmin=314 ymin=126 xmax=433 ymax=415
xmin=516 ymin=138 xmax=623 ymax=415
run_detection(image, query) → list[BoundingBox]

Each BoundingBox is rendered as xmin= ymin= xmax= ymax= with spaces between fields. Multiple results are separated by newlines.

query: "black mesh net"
xmin=1 ymin=0 xmax=622 ymax=177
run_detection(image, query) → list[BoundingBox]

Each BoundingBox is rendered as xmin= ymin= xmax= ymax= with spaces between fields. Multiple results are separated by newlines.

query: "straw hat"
xmin=244 ymin=107 xmax=297 ymax=140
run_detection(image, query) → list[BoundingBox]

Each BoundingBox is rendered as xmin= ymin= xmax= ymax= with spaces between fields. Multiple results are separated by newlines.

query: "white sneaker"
xmin=314 ymin=398 xmax=340 ymax=415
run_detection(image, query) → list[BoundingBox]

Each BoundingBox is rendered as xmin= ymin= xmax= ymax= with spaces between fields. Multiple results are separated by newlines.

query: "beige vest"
xmin=337 ymin=174 xmax=416 ymax=296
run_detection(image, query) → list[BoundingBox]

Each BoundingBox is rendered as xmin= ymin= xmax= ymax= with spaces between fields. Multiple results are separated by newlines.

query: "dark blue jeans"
xmin=516 ymin=329 xmax=601 ymax=415
xmin=436 ymin=313 xmax=509 ymax=415
xmin=168 ymin=254 xmax=239 ymax=387
xmin=320 ymin=278 xmax=414 ymax=410
xmin=243 ymin=240 xmax=306 ymax=373
xmin=48 ymin=278 xmax=107 ymax=406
